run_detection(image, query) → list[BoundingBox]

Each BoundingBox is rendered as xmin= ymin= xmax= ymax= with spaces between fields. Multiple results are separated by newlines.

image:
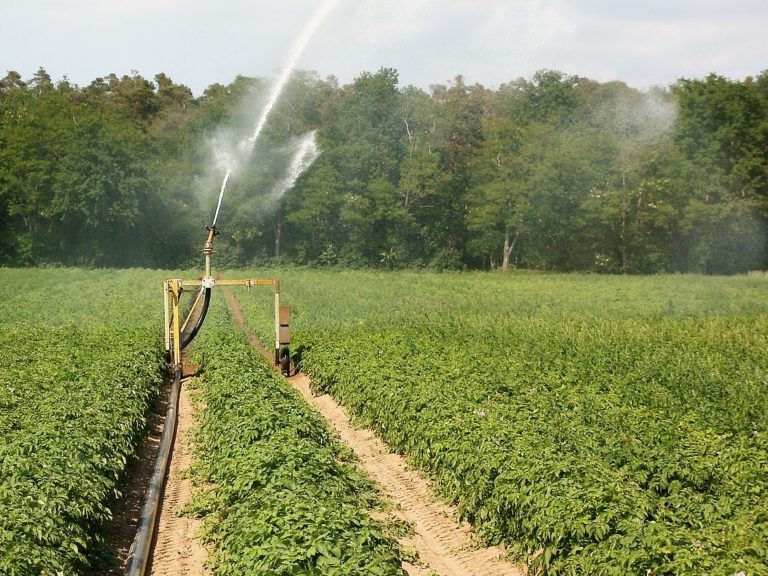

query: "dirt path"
xmin=148 ymin=373 xmax=209 ymax=576
xmin=288 ymin=373 xmax=522 ymax=576
xmin=224 ymin=289 xmax=524 ymax=576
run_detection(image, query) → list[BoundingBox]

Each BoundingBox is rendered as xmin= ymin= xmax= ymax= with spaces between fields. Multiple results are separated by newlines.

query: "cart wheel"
xmin=280 ymin=346 xmax=291 ymax=377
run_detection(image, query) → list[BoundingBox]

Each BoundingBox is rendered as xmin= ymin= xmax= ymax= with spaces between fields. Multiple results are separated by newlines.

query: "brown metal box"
xmin=279 ymin=306 xmax=291 ymax=325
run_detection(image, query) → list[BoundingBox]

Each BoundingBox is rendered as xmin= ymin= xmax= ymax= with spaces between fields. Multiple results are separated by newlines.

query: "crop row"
xmin=186 ymin=299 xmax=405 ymax=575
xmin=299 ymin=319 xmax=768 ymax=575
xmin=0 ymin=269 xmax=167 ymax=574
xmin=230 ymin=269 xmax=768 ymax=575
xmin=0 ymin=326 xmax=163 ymax=574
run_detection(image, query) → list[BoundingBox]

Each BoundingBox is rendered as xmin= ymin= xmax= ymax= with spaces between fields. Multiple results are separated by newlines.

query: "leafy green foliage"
xmin=0 ymin=269 xmax=165 ymax=574
xmin=232 ymin=269 xmax=768 ymax=576
xmin=187 ymin=299 xmax=405 ymax=575
xmin=2 ymin=67 xmax=767 ymax=272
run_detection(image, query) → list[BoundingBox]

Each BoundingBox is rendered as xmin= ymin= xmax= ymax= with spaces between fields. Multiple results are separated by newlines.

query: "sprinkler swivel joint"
xmin=204 ymin=225 xmax=219 ymax=251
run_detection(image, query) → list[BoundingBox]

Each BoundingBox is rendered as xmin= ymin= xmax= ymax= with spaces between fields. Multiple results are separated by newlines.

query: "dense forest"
xmin=1 ymin=66 xmax=766 ymax=273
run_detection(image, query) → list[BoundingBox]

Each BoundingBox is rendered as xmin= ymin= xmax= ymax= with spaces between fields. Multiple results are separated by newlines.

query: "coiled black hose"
xmin=181 ymin=287 xmax=211 ymax=348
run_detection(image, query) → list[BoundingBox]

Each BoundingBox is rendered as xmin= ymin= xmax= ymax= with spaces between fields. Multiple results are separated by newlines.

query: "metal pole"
xmin=163 ymin=281 xmax=170 ymax=358
xmin=274 ymin=281 xmax=280 ymax=365
xmin=171 ymin=280 xmax=182 ymax=370
xmin=203 ymin=226 xmax=216 ymax=279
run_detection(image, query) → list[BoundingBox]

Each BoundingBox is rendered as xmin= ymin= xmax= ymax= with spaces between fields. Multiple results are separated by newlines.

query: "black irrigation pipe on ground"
xmin=124 ymin=366 xmax=182 ymax=576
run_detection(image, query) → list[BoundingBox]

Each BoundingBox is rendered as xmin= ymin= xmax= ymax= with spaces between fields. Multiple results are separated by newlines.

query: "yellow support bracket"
xmin=163 ymin=276 xmax=284 ymax=370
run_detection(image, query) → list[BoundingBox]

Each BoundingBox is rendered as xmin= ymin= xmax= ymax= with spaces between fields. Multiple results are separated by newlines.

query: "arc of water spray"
xmin=244 ymin=0 xmax=338 ymax=152
xmin=211 ymin=0 xmax=339 ymax=227
xmin=271 ymin=131 xmax=320 ymax=200
xmin=211 ymin=169 xmax=230 ymax=228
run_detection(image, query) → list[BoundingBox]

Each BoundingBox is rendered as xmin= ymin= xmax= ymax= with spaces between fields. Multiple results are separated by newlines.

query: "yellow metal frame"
xmin=163 ymin=277 xmax=284 ymax=371
xmin=163 ymin=225 xmax=291 ymax=371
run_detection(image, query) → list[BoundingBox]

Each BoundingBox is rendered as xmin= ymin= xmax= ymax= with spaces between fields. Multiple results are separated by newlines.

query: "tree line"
xmin=1 ymin=66 xmax=766 ymax=273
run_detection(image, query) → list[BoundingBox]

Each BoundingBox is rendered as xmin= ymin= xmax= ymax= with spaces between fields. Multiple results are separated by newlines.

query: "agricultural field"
xmin=0 ymin=267 xmax=408 ymax=575
xmin=186 ymin=299 xmax=405 ymax=575
xmin=231 ymin=269 xmax=768 ymax=576
xmin=2 ymin=267 xmax=766 ymax=575
xmin=0 ymin=268 xmax=167 ymax=574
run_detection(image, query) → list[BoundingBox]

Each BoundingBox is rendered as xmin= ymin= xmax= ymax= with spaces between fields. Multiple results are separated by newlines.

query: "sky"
xmin=2 ymin=0 xmax=767 ymax=96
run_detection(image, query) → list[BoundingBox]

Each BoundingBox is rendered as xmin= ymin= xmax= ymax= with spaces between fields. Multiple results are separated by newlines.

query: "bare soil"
xmin=148 ymin=372 xmax=209 ymax=576
xmin=224 ymin=288 xmax=525 ymax=576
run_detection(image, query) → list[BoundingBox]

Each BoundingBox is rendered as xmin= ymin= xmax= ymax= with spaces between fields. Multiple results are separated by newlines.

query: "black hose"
xmin=124 ymin=366 xmax=182 ymax=576
xmin=181 ymin=287 xmax=211 ymax=348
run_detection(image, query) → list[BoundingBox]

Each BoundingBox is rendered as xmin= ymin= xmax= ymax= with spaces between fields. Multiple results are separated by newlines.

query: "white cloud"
xmin=2 ymin=0 xmax=767 ymax=94
xmin=40 ymin=0 xmax=187 ymax=22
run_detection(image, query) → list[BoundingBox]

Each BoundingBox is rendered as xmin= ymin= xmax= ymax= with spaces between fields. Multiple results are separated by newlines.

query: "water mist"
xmin=210 ymin=0 xmax=339 ymax=227
xmin=271 ymin=131 xmax=320 ymax=200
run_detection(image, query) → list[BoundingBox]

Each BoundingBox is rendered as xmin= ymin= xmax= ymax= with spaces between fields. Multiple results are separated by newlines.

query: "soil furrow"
xmin=148 ymin=374 xmax=208 ymax=576
xmin=288 ymin=372 xmax=523 ymax=576
xmin=224 ymin=289 xmax=524 ymax=576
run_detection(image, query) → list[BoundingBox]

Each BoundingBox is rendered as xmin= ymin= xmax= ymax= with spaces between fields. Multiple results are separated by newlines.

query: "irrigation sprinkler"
xmin=137 ymin=215 xmax=291 ymax=576
xmin=158 ymin=0 xmax=334 ymax=378
xmin=162 ymin=224 xmax=291 ymax=374
xmin=129 ymin=6 xmax=338 ymax=572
